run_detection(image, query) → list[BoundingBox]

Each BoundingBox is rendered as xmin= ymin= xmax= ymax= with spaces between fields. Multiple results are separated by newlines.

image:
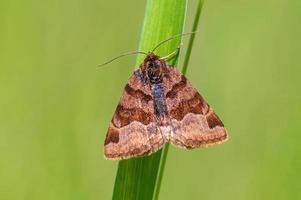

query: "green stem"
xmin=182 ymin=0 xmax=204 ymax=75
xmin=153 ymin=1 xmax=205 ymax=199
xmin=112 ymin=1 xmax=187 ymax=200
xmin=153 ymin=143 xmax=170 ymax=200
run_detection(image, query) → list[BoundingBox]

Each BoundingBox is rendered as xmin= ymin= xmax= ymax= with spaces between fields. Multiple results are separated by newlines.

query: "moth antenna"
xmin=97 ymin=51 xmax=148 ymax=68
xmin=151 ymin=31 xmax=197 ymax=53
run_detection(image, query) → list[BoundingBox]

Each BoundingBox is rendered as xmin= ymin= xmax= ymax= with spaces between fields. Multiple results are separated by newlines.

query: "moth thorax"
xmin=149 ymin=73 xmax=163 ymax=84
xmin=146 ymin=60 xmax=164 ymax=84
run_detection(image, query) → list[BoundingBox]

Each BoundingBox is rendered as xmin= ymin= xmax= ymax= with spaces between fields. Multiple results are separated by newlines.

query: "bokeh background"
xmin=1 ymin=0 xmax=300 ymax=199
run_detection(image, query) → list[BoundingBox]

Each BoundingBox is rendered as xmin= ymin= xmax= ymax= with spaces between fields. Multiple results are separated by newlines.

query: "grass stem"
xmin=153 ymin=1 xmax=205 ymax=199
xmin=112 ymin=1 xmax=187 ymax=199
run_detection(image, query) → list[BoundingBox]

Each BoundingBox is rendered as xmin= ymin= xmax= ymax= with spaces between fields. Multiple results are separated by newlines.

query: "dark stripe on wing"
xmin=112 ymin=104 xmax=153 ymax=127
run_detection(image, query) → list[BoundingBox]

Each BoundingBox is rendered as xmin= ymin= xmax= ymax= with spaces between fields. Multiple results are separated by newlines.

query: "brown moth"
xmin=104 ymin=51 xmax=228 ymax=160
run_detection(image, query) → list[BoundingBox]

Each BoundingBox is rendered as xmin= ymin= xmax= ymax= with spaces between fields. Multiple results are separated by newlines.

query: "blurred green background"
xmin=1 ymin=0 xmax=301 ymax=199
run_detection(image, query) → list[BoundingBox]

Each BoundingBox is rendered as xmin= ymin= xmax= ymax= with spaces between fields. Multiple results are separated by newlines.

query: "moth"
xmin=103 ymin=36 xmax=228 ymax=160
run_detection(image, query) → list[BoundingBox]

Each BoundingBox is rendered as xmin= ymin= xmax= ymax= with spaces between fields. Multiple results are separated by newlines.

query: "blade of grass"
xmin=153 ymin=1 xmax=205 ymax=199
xmin=182 ymin=0 xmax=204 ymax=75
xmin=112 ymin=1 xmax=187 ymax=200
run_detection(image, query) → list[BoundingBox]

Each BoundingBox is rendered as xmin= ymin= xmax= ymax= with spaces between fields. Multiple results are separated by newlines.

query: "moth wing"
xmin=104 ymin=69 xmax=165 ymax=160
xmin=163 ymin=66 xmax=228 ymax=149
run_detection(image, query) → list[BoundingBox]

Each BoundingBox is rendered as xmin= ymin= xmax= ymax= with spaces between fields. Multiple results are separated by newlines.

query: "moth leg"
xmin=161 ymin=44 xmax=182 ymax=61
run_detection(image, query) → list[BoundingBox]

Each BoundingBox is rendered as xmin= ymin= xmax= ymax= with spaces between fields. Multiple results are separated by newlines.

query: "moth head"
xmin=142 ymin=53 xmax=165 ymax=84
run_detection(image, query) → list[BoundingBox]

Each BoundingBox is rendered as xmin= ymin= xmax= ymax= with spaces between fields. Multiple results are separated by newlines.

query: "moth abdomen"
xmin=152 ymin=83 xmax=168 ymax=118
